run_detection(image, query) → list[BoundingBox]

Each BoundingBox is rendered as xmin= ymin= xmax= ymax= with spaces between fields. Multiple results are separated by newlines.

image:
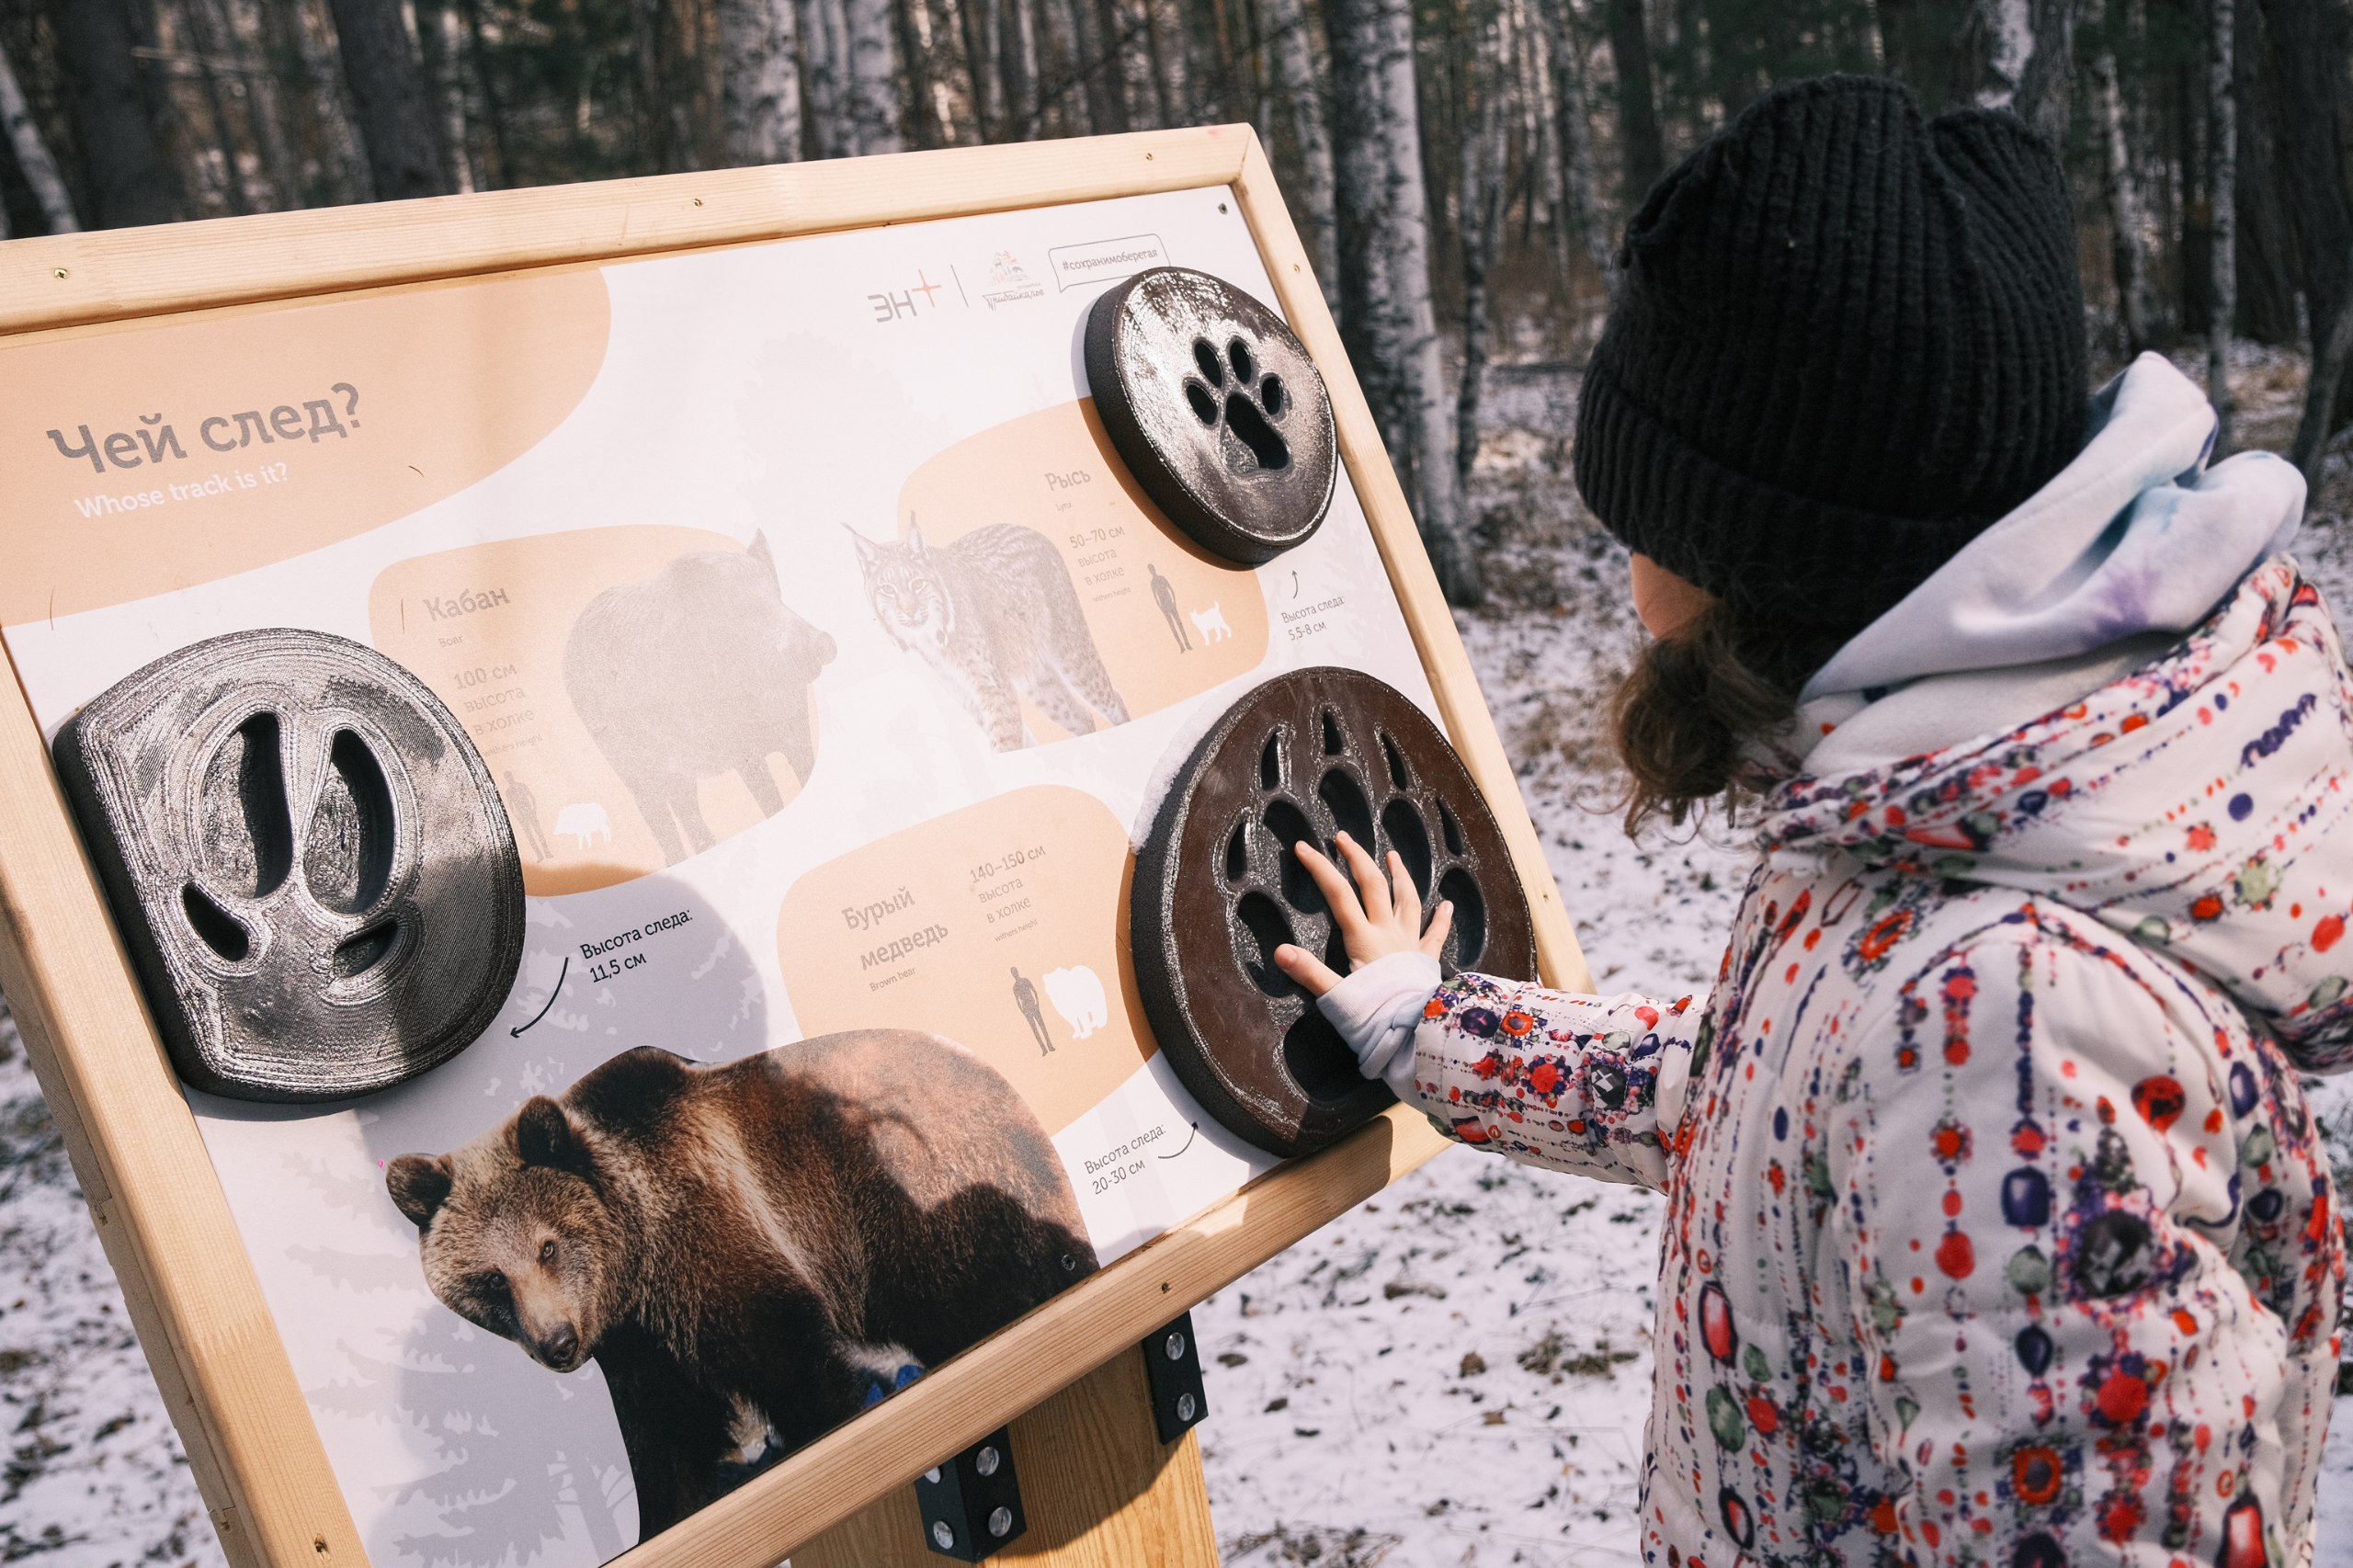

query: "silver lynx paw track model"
xmin=1085 ymin=267 xmax=1337 ymax=565
xmin=51 ymin=629 xmax=525 ymax=1101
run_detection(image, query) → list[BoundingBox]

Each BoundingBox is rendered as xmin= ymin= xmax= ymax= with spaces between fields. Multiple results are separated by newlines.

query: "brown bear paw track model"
xmin=1132 ymin=668 xmax=1536 ymax=1157
xmin=1085 ymin=267 xmax=1336 ymax=565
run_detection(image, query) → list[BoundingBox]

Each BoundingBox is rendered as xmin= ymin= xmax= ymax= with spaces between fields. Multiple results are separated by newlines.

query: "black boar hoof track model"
xmin=1086 ymin=267 xmax=1336 ymax=565
xmin=1131 ymin=668 xmax=1536 ymax=1157
xmin=52 ymin=629 xmax=525 ymax=1101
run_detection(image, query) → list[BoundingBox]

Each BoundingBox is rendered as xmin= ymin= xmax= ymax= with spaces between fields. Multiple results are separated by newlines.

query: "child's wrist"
xmin=1317 ymin=951 xmax=1442 ymax=1085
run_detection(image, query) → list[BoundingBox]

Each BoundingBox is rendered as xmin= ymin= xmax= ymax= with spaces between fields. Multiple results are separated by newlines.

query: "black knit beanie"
xmin=1574 ymin=75 xmax=2088 ymax=630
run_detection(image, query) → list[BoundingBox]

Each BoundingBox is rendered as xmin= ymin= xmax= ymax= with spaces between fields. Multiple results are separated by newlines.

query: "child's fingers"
xmin=1417 ymin=900 xmax=1454 ymax=960
xmin=1293 ymin=842 xmax=1369 ymax=931
xmin=1389 ymin=851 xmax=1423 ymax=932
xmin=1334 ymin=833 xmax=1393 ymax=924
xmin=1272 ymin=941 xmax=1343 ymax=996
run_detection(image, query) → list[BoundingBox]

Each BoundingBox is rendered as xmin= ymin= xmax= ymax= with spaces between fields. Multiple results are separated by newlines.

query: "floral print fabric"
xmin=1407 ymin=558 xmax=2347 ymax=1566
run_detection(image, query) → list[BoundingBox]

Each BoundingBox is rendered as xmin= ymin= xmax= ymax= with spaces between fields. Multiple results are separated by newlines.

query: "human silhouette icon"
xmin=504 ymin=772 xmax=551 ymax=861
xmin=1011 ymin=965 xmax=1052 ymax=1054
xmin=1149 ymin=562 xmax=1189 ymax=652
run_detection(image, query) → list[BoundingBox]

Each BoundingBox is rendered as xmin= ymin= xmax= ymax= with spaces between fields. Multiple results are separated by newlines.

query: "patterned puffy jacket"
xmin=1409 ymin=557 xmax=2347 ymax=1566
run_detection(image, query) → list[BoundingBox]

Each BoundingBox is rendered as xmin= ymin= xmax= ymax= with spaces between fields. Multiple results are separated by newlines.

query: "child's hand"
xmin=1272 ymin=832 xmax=1452 ymax=997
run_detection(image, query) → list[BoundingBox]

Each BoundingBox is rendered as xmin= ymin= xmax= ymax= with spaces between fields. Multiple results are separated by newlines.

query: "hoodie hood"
xmin=1791 ymin=354 xmax=2305 ymax=767
xmin=1757 ymin=556 xmax=2353 ymax=1070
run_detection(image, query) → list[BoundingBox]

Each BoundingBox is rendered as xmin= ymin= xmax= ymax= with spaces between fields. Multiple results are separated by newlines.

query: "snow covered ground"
xmin=0 ymin=1013 xmax=213 ymax=1564
xmin=0 ymin=352 xmax=2344 ymax=1566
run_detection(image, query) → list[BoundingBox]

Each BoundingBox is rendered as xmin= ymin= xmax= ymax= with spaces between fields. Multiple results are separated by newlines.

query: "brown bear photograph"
xmin=384 ymin=1029 xmax=1098 ymax=1538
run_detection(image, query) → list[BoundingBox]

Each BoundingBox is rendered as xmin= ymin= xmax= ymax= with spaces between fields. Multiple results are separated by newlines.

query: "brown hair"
xmin=1610 ymin=596 xmax=1855 ymax=835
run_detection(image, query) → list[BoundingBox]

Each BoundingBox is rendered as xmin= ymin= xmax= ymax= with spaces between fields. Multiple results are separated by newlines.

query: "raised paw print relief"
xmin=1183 ymin=332 xmax=1293 ymax=475
xmin=1133 ymin=668 xmax=1537 ymax=1157
xmin=1086 ymin=267 xmax=1338 ymax=565
xmin=51 ymin=630 xmax=524 ymax=1100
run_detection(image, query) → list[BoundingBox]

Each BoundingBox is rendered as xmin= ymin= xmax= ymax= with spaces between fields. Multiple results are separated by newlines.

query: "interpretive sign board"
xmin=0 ymin=128 xmax=1586 ymax=1568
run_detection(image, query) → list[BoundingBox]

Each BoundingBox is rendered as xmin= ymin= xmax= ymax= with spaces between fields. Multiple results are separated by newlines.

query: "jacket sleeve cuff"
xmin=1316 ymin=950 xmax=1442 ymax=1097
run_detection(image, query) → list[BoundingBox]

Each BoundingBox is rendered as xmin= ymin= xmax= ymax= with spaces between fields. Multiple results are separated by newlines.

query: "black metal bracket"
xmin=914 ymin=1426 xmax=1025 ymax=1561
xmin=1141 ymin=1310 xmax=1209 ymax=1444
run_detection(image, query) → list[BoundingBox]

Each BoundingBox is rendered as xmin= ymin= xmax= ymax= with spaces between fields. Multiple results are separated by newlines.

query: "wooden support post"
xmin=796 ymin=1346 xmax=1220 ymax=1567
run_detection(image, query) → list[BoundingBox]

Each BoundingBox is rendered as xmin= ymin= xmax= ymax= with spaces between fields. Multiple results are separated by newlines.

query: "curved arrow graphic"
xmin=510 ymin=955 xmax=568 ymax=1037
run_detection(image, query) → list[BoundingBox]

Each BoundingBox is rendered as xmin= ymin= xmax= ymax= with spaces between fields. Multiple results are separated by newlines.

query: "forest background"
xmin=1 ymin=1 xmax=2352 ymax=1563
xmin=6 ymin=0 xmax=2353 ymax=599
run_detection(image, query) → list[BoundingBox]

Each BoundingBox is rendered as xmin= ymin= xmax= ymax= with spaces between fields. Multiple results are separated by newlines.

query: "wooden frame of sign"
xmin=0 ymin=125 xmax=1590 ymax=1568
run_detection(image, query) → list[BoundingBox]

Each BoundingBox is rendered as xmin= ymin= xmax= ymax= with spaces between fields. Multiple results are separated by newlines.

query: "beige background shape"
xmin=0 ymin=267 xmax=609 ymax=628
xmin=777 ymin=784 xmax=1149 ymax=1135
xmin=369 ymin=526 xmax=829 ymax=895
xmin=891 ymin=398 xmax=1268 ymax=742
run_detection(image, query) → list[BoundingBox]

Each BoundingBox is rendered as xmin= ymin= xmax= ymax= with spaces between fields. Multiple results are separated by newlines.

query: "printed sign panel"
xmin=0 ymin=187 xmax=1443 ymax=1564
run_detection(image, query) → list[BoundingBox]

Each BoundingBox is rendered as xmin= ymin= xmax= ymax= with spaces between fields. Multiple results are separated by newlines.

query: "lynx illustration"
xmin=564 ymin=532 xmax=836 ymax=865
xmin=851 ymin=522 xmax=1129 ymax=750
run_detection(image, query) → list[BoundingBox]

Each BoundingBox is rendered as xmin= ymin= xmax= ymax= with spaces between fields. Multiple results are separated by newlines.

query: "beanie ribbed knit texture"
xmin=1573 ymin=75 xmax=2089 ymax=630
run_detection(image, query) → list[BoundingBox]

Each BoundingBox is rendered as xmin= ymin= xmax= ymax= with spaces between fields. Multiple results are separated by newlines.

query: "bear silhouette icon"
xmin=563 ymin=532 xmax=835 ymax=866
xmin=1043 ymin=965 xmax=1108 ymax=1040
xmin=385 ymin=1030 xmax=1097 ymax=1540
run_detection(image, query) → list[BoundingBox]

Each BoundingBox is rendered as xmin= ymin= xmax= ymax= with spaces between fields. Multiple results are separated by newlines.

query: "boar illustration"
xmin=563 ymin=532 xmax=835 ymax=865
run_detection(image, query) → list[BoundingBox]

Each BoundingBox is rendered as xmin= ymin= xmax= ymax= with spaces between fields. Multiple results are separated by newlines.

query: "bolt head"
xmin=1176 ymin=1391 xmax=1198 ymax=1423
xmin=932 ymin=1521 xmax=954 ymax=1551
xmin=988 ymin=1506 xmax=1014 ymax=1538
xmin=974 ymin=1444 xmax=1000 ymax=1477
xmin=1165 ymin=1330 xmax=1188 ymax=1361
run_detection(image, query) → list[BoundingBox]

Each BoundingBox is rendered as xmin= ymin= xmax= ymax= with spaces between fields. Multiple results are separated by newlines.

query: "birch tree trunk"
xmin=720 ymin=0 xmax=806 ymax=161
xmin=1329 ymin=0 xmax=1481 ymax=602
xmin=2208 ymin=0 xmax=2235 ymax=450
xmin=1145 ymin=0 xmax=1188 ymax=124
xmin=844 ymin=0 xmax=905 ymax=153
xmin=456 ymin=0 xmax=511 ymax=187
xmin=194 ymin=0 xmax=293 ymax=210
xmin=1457 ymin=6 xmax=1509 ymax=491
xmin=2088 ymin=9 xmax=2152 ymax=351
xmin=324 ymin=0 xmax=449 ymax=199
xmin=1059 ymin=0 xmax=1115 ymax=133
xmin=47 ymin=0 xmax=186 ymax=225
xmin=222 ymin=0 xmax=302 ymax=207
xmin=1265 ymin=0 xmax=1337 ymax=285
xmin=172 ymin=0 xmax=253 ymax=214
xmin=1097 ymin=0 xmax=1142 ymax=130
xmin=1964 ymin=0 xmax=2022 ymax=106
xmin=2012 ymin=0 xmax=2073 ymax=146
xmin=2232 ymin=0 xmax=2299 ymax=344
xmin=628 ymin=0 xmax=699 ymax=170
xmin=274 ymin=0 xmax=366 ymax=204
xmin=1539 ymin=0 xmax=1617 ymax=301
xmin=435 ymin=5 xmax=478 ymax=189
xmin=1603 ymin=0 xmax=1662 ymax=200
xmin=1002 ymin=0 xmax=1042 ymax=135
xmin=0 ymin=33 xmax=81 ymax=232
xmin=893 ymin=0 xmax=944 ymax=147
xmin=802 ymin=0 xmax=849 ymax=155
xmin=1509 ymin=0 xmax=1559 ymax=248
xmin=960 ymin=0 xmax=999 ymax=135
xmin=2257 ymin=0 xmax=2353 ymax=476
xmin=412 ymin=0 xmax=476 ymax=192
